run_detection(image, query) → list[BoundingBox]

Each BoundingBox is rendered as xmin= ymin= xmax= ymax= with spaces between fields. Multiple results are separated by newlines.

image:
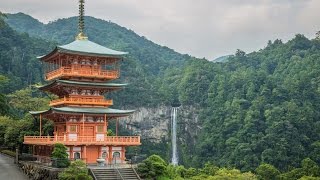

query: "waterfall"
xmin=171 ymin=107 xmax=178 ymax=165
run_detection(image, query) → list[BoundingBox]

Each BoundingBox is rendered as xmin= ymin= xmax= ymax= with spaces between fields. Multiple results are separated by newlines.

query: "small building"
xmin=23 ymin=0 xmax=141 ymax=164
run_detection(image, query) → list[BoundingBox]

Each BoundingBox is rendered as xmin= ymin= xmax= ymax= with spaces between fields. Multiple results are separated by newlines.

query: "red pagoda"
xmin=23 ymin=0 xmax=141 ymax=164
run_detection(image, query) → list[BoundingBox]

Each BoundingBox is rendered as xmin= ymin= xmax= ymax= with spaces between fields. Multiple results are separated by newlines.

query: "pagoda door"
xmin=80 ymin=126 xmax=94 ymax=136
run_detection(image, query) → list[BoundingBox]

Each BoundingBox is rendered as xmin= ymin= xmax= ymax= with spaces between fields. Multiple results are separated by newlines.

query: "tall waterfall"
xmin=171 ymin=107 xmax=178 ymax=165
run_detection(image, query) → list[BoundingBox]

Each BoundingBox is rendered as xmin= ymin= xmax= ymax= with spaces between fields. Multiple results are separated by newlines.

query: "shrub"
xmin=137 ymin=154 xmax=167 ymax=179
xmin=59 ymin=160 xmax=92 ymax=180
xmin=1 ymin=149 xmax=16 ymax=157
xmin=52 ymin=143 xmax=70 ymax=168
xmin=256 ymin=163 xmax=280 ymax=180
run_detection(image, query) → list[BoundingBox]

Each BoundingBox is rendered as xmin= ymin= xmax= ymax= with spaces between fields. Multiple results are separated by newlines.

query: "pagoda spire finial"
xmin=76 ymin=0 xmax=88 ymax=40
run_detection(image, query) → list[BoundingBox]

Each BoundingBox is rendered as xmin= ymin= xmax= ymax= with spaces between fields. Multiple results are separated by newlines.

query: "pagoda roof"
xmin=30 ymin=107 xmax=135 ymax=117
xmin=39 ymin=39 xmax=128 ymax=60
xmin=39 ymin=80 xmax=127 ymax=90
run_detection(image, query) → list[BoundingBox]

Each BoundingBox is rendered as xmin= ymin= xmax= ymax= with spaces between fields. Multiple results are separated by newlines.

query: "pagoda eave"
xmin=30 ymin=107 xmax=135 ymax=118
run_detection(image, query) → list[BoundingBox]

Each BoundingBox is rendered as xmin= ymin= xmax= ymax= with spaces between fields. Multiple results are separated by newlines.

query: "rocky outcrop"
xmin=122 ymin=105 xmax=200 ymax=143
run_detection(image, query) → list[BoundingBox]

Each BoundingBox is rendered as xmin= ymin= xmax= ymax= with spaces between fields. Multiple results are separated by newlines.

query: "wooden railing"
xmin=45 ymin=66 xmax=119 ymax=81
xmin=24 ymin=136 xmax=141 ymax=146
xmin=50 ymin=97 xmax=113 ymax=107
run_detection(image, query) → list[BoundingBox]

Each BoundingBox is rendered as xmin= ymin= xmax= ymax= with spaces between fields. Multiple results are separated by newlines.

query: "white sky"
xmin=1 ymin=0 xmax=320 ymax=59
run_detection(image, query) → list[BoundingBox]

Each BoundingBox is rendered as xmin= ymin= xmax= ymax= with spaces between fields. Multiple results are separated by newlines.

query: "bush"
xmin=137 ymin=154 xmax=167 ymax=179
xmin=256 ymin=163 xmax=280 ymax=180
xmin=1 ymin=149 xmax=16 ymax=157
xmin=59 ymin=160 xmax=92 ymax=180
xmin=52 ymin=143 xmax=70 ymax=168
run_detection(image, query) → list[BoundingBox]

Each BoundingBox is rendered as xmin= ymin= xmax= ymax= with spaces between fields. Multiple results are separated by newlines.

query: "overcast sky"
xmin=1 ymin=0 xmax=320 ymax=59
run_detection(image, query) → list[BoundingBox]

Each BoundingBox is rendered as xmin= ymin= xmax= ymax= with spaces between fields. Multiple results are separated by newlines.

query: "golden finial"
xmin=76 ymin=0 xmax=88 ymax=40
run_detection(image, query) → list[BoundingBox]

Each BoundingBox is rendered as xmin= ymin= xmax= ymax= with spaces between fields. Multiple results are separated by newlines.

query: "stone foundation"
xmin=19 ymin=161 xmax=62 ymax=180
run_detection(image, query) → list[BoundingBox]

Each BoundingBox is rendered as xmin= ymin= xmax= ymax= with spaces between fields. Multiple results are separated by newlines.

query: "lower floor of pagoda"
xmin=31 ymin=145 xmax=128 ymax=164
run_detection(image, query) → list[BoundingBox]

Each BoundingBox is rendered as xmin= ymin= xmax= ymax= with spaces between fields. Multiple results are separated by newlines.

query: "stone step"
xmin=91 ymin=167 xmax=140 ymax=180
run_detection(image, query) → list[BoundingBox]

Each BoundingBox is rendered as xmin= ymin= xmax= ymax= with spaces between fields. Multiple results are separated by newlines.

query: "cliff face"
xmin=122 ymin=105 xmax=200 ymax=144
xmin=119 ymin=105 xmax=200 ymax=165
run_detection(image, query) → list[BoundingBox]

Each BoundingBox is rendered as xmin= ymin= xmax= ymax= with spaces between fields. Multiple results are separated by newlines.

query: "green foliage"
xmin=8 ymin=87 xmax=49 ymax=115
xmin=0 ymin=149 xmax=16 ymax=157
xmin=106 ymin=129 xmax=115 ymax=136
xmin=256 ymin=163 xmax=280 ymax=180
xmin=184 ymin=34 xmax=320 ymax=172
xmin=58 ymin=160 xmax=92 ymax=180
xmin=52 ymin=143 xmax=70 ymax=168
xmin=137 ymin=155 xmax=167 ymax=179
xmin=0 ymin=11 xmax=7 ymax=28
xmin=279 ymin=158 xmax=320 ymax=180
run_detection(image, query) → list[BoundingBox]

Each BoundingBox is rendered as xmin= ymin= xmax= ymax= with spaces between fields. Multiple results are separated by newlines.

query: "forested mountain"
xmin=5 ymin=13 xmax=191 ymax=107
xmin=173 ymin=37 xmax=320 ymax=172
xmin=0 ymin=16 xmax=54 ymax=93
xmin=1 ymin=12 xmax=320 ymax=179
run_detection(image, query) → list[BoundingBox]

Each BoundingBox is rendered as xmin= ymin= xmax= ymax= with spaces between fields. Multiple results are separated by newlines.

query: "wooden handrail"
xmin=24 ymin=136 xmax=141 ymax=146
xmin=45 ymin=66 xmax=119 ymax=81
xmin=50 ymin=97 xmax=113 ymax=107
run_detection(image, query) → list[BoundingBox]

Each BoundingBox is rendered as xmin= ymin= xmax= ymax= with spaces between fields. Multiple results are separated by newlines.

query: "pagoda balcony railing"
xmin=24 ymin=136 xmax=141 ymax=146
xmin=50 ymin=97 xmax=113 ymax=107
xmin=45 ymin=66 xmax=119 ymax=81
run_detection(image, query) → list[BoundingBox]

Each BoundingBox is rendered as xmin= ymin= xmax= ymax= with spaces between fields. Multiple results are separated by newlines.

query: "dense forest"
xmin=1 ymin=12 xmax=320 ymax=179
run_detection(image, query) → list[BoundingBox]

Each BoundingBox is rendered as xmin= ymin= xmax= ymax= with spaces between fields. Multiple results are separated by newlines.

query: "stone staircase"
xmin=118 ymin=168 xmax=140 ymax=180
xmin=90 ymin=168 xmax=141 ymax=180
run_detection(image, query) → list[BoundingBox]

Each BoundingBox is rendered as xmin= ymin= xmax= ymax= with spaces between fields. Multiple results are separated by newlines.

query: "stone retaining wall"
xmin=19 ymin=161 xmax=62 ymax=180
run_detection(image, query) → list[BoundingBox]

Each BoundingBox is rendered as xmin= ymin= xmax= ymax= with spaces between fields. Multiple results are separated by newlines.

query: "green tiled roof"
xmin=58 ymin=39 xmax=127 ymax=57
xmin=38 ymin=39 xmax=128 ymax=59
xmin=30 ymin=107 xmax=135 ymax=116
xmin=39 ymin=80 xmax=127 ymax=90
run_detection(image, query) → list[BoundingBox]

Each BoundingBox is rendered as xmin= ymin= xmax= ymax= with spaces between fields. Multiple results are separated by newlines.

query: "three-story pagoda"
xmin=23 ymin=0 xmax=140 ymax=164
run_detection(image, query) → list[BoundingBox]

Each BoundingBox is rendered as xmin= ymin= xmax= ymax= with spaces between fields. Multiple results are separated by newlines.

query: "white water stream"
xmin=171 ymin=107 xmax=178 ymax=165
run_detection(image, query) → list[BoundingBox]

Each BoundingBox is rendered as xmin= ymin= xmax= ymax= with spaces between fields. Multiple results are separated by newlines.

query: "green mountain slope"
xmin=0 ymin=16 xmax=54 ymax=93
xmin=175 ymin=36 xmax=320 ymax=171
xmin=6 ymin=13 xmax=189 ymax=76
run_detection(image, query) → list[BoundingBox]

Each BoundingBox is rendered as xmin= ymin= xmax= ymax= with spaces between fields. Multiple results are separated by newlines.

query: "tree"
xmin=0 ymin=11 xmax=7 ymax=28
xmin=58 ymin=160 xmax=92 ymax=180
xmin=255 ymin=163 xmax=280 ymax=180
xmin=52 ymin=143 xmax=70 ymax=168
xmin=137 ymin=155 xmax=167 ymax=179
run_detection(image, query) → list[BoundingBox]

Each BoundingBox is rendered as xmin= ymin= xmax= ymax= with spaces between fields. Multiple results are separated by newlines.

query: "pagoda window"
xmin=97 ymin=125 xmax=104 ymax=133
xmin=81 ymin=59 xmax=86 ymax=65
xmin=69 ymin=125 xmax=77 ymax=133
xmin=74 ymin=152 xmax=81 ymax=160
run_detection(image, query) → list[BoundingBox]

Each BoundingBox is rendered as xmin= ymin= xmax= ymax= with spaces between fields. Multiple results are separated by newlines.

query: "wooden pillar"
xmin=70 ymin=146 xmax=74 ymax=160
xmin=116 ymin=118 xmax=118 ymax=136
xmin=104 ymin=114 xmax=107 ymax=134
xmin=108 ymin=146 xmax=112 ymax=164
xmin=82 ymin=113 xmax=85 ymax=136
xmin=121 ymin=146 xmax=125 ymax=163
xmin=39 ymin=114 xmax=42 ymax=137
xmin=83 ymin=146 xmax=87 ymax=163
xmin=98 ymin=146 xmax=101 ymax=158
